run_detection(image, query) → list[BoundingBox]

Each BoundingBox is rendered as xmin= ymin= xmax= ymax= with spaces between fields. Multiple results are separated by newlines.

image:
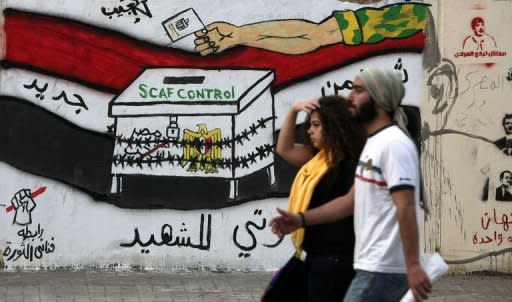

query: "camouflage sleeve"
xmin=333 ymin=3 xmax=427 ymax=45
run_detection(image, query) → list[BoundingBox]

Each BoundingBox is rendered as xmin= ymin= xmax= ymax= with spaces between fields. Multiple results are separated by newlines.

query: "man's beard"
xmin=355 ymin=97 xmax=378 ymax=124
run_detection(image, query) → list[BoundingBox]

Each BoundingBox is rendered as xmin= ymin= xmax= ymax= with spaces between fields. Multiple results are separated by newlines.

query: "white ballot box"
xmin=109 ymin=68 xmax=276 ymax=200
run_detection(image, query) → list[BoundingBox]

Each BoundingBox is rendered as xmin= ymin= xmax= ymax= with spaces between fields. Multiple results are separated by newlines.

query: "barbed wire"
xmin=115 ymin=116 xmax=275 ymax=149
xmin=112 ymin=143 xmax=274 ymax=171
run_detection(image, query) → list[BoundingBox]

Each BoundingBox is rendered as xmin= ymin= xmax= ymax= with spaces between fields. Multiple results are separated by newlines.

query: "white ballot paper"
xmin=400 ymin=252 xmax=449 ymax=302
xmin=162 ymin=8 xmax=205 ymax=42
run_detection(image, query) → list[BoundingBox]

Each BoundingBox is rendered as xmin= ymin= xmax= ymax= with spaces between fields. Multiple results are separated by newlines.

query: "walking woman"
xmin=276 ymin=95 xmax=365 ymax=301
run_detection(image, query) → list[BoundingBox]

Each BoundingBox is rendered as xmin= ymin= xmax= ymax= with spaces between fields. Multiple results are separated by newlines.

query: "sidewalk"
xmin=0 ymin=270 xmax=511 ymax=302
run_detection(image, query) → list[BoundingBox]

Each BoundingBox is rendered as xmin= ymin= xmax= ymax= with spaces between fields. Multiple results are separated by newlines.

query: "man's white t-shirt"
xmin=353 ymin=125 xmax=420 ymax=274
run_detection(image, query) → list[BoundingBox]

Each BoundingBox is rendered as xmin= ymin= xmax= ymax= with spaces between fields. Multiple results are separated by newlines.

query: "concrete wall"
xmin=1 ymin=0 xmax=511 ymax=273
xmin=421 ymin=0 xmax=512 ymax=273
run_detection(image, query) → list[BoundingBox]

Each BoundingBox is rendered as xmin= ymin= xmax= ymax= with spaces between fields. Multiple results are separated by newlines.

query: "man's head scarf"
xmin=359 ymin=68 xmax=409 ymax=135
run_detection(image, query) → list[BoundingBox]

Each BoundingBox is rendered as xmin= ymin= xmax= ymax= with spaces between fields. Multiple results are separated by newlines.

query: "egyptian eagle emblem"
xmin=182 ymin=123 xmax=222 ymax=173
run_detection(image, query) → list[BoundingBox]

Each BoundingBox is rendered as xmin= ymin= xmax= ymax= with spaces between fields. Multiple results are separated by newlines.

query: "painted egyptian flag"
xmin=0 ymin=1 xmax=428 ymax=208
xmin=2 ymin=2 xmax=427 ymax=95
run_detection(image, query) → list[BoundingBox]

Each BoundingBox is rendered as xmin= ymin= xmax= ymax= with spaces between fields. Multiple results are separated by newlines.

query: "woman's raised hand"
xmin=291 ymin=99 xmax=320 ymax=114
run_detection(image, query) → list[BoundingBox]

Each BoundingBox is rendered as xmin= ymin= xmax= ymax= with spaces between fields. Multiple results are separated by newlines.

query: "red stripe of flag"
xmin=3 ymin=10 xmax=424 ymax=92
xmin=5 ymin=186 xmax=47 ymax=213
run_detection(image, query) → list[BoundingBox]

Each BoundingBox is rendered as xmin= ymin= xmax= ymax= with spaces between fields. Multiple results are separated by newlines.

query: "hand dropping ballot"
xmin=162 ymin=8 xmax=205 ymax=42
xmin=400 ymin=253 xmax=449 ymax=302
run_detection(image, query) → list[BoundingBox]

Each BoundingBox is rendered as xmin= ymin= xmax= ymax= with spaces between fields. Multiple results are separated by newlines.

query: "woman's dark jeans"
xmin=306 ymin=251 xmax=355 ymax=302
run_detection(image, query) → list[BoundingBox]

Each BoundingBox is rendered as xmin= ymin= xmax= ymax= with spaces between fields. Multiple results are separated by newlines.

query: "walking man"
xmin=270 ymin=68 xmax=431 ymax=301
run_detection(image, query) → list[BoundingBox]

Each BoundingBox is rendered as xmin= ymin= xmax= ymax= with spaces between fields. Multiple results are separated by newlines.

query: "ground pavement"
xmin=0 ymin=270 xmax=511 ymax=302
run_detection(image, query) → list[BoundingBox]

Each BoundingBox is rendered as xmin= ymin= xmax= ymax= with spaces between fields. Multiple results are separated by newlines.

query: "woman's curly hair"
xmin=304 ymin=95 xmax=366 ymax=166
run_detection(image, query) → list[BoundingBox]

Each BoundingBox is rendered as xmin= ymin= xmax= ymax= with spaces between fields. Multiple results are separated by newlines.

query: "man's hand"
xmin=194 ymin=22 xmax=240 ymax=56
xmin=392 ymin=188 xmax=431 ymax=300
xmin=269 ymin=208 xmax=301 ymax=237
xmin=407 ymin=263 xmax=432 ymax=301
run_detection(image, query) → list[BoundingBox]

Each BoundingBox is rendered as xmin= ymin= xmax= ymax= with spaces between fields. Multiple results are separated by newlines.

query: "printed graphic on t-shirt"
xmin=356 ymin=159 xmax=387 ymax=188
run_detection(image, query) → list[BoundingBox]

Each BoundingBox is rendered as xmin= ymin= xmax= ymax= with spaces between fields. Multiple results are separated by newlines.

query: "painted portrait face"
xmin=422 ymin=60 xmax=458 ymax=134
xmin=504 ymin=118 xmax=512 ymax=135
xmin=500 ymin=171 xmax=512 ymax=186
xmin=474 ymin=22 xmax=485 ymax=36
xmin=307 ymin=111 xmax=325 ymax=149
xmin=471 ymin=17 xmax=485 ymax=37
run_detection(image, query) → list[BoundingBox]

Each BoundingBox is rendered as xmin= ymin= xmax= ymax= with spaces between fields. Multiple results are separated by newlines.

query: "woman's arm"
xmin=276 ymin=99 xmax=318 ymax=166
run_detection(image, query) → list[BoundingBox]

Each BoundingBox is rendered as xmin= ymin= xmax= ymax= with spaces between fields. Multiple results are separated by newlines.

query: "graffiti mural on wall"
xmin=462 ymin=17 xmax=497 ymax=51
xmin=422 ymin=61 xmax=512 ymax=147
xmin=474 ymin=209 xmax=512 ymax=246
xmin=232 ymin=209 xmax=284 ymax=258
xmin=0 ymin=0 xmax=429 ymax=210
xmin=101 ymin=0 xmax=153 ymax=24
xmin=2 ymin=188 xmax=56 ymax=262
xmin=494 ymin=170 xmax=512 ymax=201
xmin=109 ymin=68 xmax=276 ymax=200
xmin=420 ymin=0 xmax=512 ymax=267
xmin=23 ymin=78 xmax=89 ymax=115
xmin=193 ymin=3 xmax=427 ymax=55
xmin=8 ymin=188 xmax=45 ymax=226
xmin=119 ymin=209 xmax=284 ymax=259
xmin=120 ymin=214 xmax=213 ymax=253
xmin=319 ymin=57 xmax=410 ymax=97
xmin=446 ymin=1 xmax=509 ymax=64
xmin=449 ymin=207 xmax=512 ymax=266
xmin=493 ymin=114 xmax=512 ymax=156
xmin=424 ymin=65 xmax=512 ymax=205
xmin=455 ymin=16 xmax=507 ymax=60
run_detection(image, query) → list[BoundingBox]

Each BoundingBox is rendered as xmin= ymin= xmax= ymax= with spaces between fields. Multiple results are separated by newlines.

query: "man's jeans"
xmin=343 ymin=269 xmax=409 ymax=302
